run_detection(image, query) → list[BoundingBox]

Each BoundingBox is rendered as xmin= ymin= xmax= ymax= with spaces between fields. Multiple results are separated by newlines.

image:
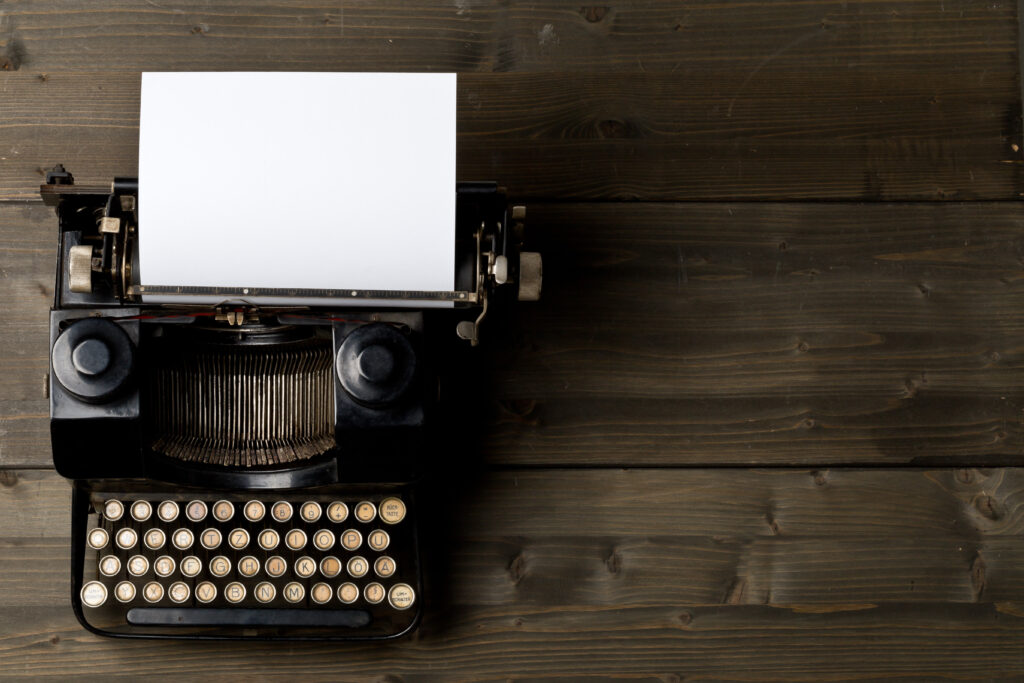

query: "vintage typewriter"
xmin=42 ymin=165 xmax=541 ymax=639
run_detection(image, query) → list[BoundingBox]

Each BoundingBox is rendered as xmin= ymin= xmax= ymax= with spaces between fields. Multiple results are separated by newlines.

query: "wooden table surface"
xmin=2 ymin=1 xmax=1024 ymax=679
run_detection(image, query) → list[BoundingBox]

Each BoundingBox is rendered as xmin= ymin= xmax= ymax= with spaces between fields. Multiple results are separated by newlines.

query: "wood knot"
xmin=986 ymin=350 xmax=1001 ymax=363
xmin=596 ymin=118 xmax=638 ymax=139
xmin=513 ymin=617 xmax=524 ymax=627
xmin=765 ymin=508 xmax=780 ymax=535
xmin=802 ymin=418 xmax=816 ymax=430
xmin=190 ymin=23 xmax=209 ymax=35
xmin=918 ymin=283 xmax=931 ymax=297
xmin=605 ymin=549 xmax=622 ymax=575
xmin=778 ymin=240 xmax=788 ymax=251
xmin=975 ymin=495 xmax=1002 ymax=521
xmin=37 ymin=73 xmax=48 ymax=82
xmin=725 ymin=577 xmax=747 ymax=604
xmin=970 ymin=552 xmax=986 ymax=600
xmin=676 ymin=611 xmax=692 ymax=626
xmin=811 ymin=470 xmax=828 ymax=487
xmin=507 ymin=552 xmax=527 ymax=584
xmin=49 ymin=635 xmax=60 ymax=645
xmin=580 ymin=6 xmax=609 ymax=22
xmin=497 ymin=399 xmax=540 ymax=426
xmin=0 ymin=471 xmax=18 ymax=488
xmin=955 ymin=468 xmax=974 ymax=484
xmin=797 ymin=341 xmax=810 ymax=353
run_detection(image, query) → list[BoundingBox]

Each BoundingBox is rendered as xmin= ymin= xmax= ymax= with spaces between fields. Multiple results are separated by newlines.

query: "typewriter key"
xmin=265 ymin=555 xmax=287 ymax=578
xmin=337 ymin=582 xmax=359 ymax=604
xmin=157 ymin=501 xmax=179 ymax=523
xmin=364 ymin=582 xmax=385 ymax=605
xmin=354 ymin=501 xmax=376 ymax=523
xmin=347 ymin=556 xmax=369 ymax=578
xmin=115 ymin=528 xmax=138 ymax=550
xmin=228 ymin=528 xmax=250 ymax=550
xmin=258 ymin=529 xmax=280 ymax=551
xmin=300 ymin=501 xmax=322 ymax=523
xmin=172 ymin=528 xmax=194 ymax=550
xmin=388 ymin=583 xmax=415 ymax=610
xmin=87 ymin=528 xmax=109 ymax=550
xmin=114 ymin=581 xmax=136 ymax=603
xmin=131 ymin=500 xmax=152 ymax=522
xmin=153 ymin=555 xmax=175 ymax=578
xmin=319 ymin=556 xmax=341 ymax=579
xmin=180 ymin=555 xmax=202 ymax=578
xmin=244 ymin=500 xmax=265 ymax=522
xmin=186 ymin=500 xmax=208 ymax=522
xmin=103 ymin=499 xmax=124 ymax=522
xmin=238 ymin=556 xmax=260 ymax=578
xmin=379 ymin=497 xmax=406 ymax=525
xmin=195 ymin=581 xmax=217 ymax=603
xmin=144 ymin=528 xmax=166 ymax=550
xmin=367 ymin=529 xmax=390 ymax=552
xmin=200 ymin=528 xmax=222 ymax=550
xmin=285 ymin=529 xmax=307 ymax=551
xmin=168 ymin=581 xmax=190 ymax=604
xmin=313 ymin=529 xmax=335 ymax=551
xmin=99 ymin=554 xmax=121 ymax=577
xmin=310 ymin=582 xmax=332 ymax=605
xmin=81 ymin=581 xmax=107 ymax=608
xmin=127 ymin=555 xmax=149 ymax=577
xmin=271 ymin=501 xmax=293 ymax=522
xmin=340 ymin=529 xmax=362 ymax=551
xmin=294 ymin=556 xmax=317 ymax=578
xmin=209 ymin=555 xmax=231 ymax=578
xmin=374 ymin=556 xmax=396 ymax=578
xmin=326 ymin=501 xmax=349 ymax=523
xmin=283 ymin=582 xmax=305 ymax=604
xmin=143 ymin=581 xmax=164 ymax=603
xmin=212 ymin=500 xmax=235 ymax=522
xmin=224 ymin=582 xmax=246 ymax=604
xmin=254 ymin=582 xmax=276 ymax=604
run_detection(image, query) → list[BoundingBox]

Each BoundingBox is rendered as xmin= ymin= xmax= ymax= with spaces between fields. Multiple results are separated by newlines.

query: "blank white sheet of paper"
xmin=138 ymin=72 xmax=456 ymax=306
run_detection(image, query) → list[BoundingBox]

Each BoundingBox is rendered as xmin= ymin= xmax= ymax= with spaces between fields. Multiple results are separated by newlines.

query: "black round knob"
xmin=52 ymin=318 xmax=134 ymax=403
xmin=337 ymin=323 xmax=416 ymax=407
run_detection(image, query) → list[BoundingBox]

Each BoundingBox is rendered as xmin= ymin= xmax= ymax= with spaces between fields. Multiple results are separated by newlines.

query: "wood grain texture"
xmin=2 ymin=468 xmax=1024 ymax=678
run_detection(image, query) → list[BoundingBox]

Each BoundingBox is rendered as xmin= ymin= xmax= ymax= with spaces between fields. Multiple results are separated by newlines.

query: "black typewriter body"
xmin=43 ymin=167 xmax=540 ymax=639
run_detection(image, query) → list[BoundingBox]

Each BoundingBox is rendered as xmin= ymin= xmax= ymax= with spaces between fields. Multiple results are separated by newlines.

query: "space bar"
xmin=127 ymin=607 xmax=372 ymax=628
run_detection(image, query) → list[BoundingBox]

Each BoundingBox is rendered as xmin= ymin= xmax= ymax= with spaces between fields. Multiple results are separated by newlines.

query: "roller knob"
xmin=518 ymin=252 xmax=543 ymax=301
xmin=51 ymin=318 xmax=134 ymax=403
xmin=68 ymin=245 xmax=94 ymax=293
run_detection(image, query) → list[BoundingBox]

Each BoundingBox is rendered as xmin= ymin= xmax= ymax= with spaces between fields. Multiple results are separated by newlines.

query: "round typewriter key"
xmin=172 ymin=528 xmax=194 ymax=550
xmin=258 ymin=528 xmax=280 ymax=550
xmin=364 ymin=582 xmax=385 ymax=605
xmin=168 ymin=581 xmax=190 ymax=604
xmin=346 ymin=555 xmax=369 ymax=578
xmin=340 ymin=528 xmax=363 ymax=551
xmin=313 ymin=529 xmax=335 ymax=551
xmin=374 ymin=556 xmax=396 ymax=578
xmin=115 ymin=527 xmax=138 ymax=550
xmin=200 ymin=528 xmax=222 ymax=550
xmin=271 ymin=501 xmax=293 ymax=522
xmin=294 ymin=555 xmax=317 ymax=579
xmin=299 ymin=501 xmax=322 ymax=523
xmin=87 ymin=527 xmax=109 ymax=550
xmin=254 ymin=581 xmax=276 ymax=604
xmin=130 ymin=500 xmax=152 ymax=522
xmin=144 ymin=528 xmax=166 ymax=550
xmin=337 ymin=582 xmax=359 ymax=604
xmin=319 ymin=555 xmax=341 ymax=579
xmin=326 ymin=501 xmax=349 ymax=523
xmin=285 ymin=528 xmax=307 ymax=551
xmin=143 ymin=581 xmax=164 ymax=603
xmin=367 ymin=529 xmax=390 ymax=552
xmin=186 ymin=500 xmax=208 ymax=522
xmin=283 ymin=581 xmax=305 ymax=604
xmin=212 ymin=499 xmax=235 ymax=522
xmin=265 ymin=555 xmax=287 ymax=578
xmin=209 ymin=555 xmax=232 ymax=578
xmin=153 ymin=555 xmax=176 ymax=578
xmin=81 ymin=581 xmax=107 ymax=608
xmin=99 ymin=554 xmax=121 ymax=577
xmin=244 ymin=500 xmax=266 ymax=522
xmin=228 ymin=528 xmax=250 ymax=550
xmin=103 ymin=499 xmax=124 ymax=522
xmin=180 ymin=555 xmax=202 ymax=578
xmin=224 ymin=581 xmax=246 ymax=604
xmin=238 ymin=555 xmax=260 ymax=578
xmin=127 ymin=554 xmax=149 ymax=577
xmin=114 ymin=581 xmax=136 ymax=603
xmin=354 ymin=501 xmax=376 ymax=523
xmin=195 ymin=581 xmax=217 ymax=604
xmin=379 ymin=497 xmax=406 ymax=524
xmin=388 ymin=583 xmax=415 ymax=610
xmin=157 ymin=500 xmax=179 ymax=523
xmin=311 ymin=582 xmax=332 ymax=605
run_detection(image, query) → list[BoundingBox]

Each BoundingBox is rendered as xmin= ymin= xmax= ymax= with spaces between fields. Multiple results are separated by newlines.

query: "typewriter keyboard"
xmin=77 ymin=489 xmax=419 ymax=638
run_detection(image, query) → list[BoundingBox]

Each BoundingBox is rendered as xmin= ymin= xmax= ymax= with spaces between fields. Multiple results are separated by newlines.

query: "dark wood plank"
xmin=7 ymin=201 xmax=1024 ymax=467
xmin=2 ymin=468 xmax=1024 ymax=678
